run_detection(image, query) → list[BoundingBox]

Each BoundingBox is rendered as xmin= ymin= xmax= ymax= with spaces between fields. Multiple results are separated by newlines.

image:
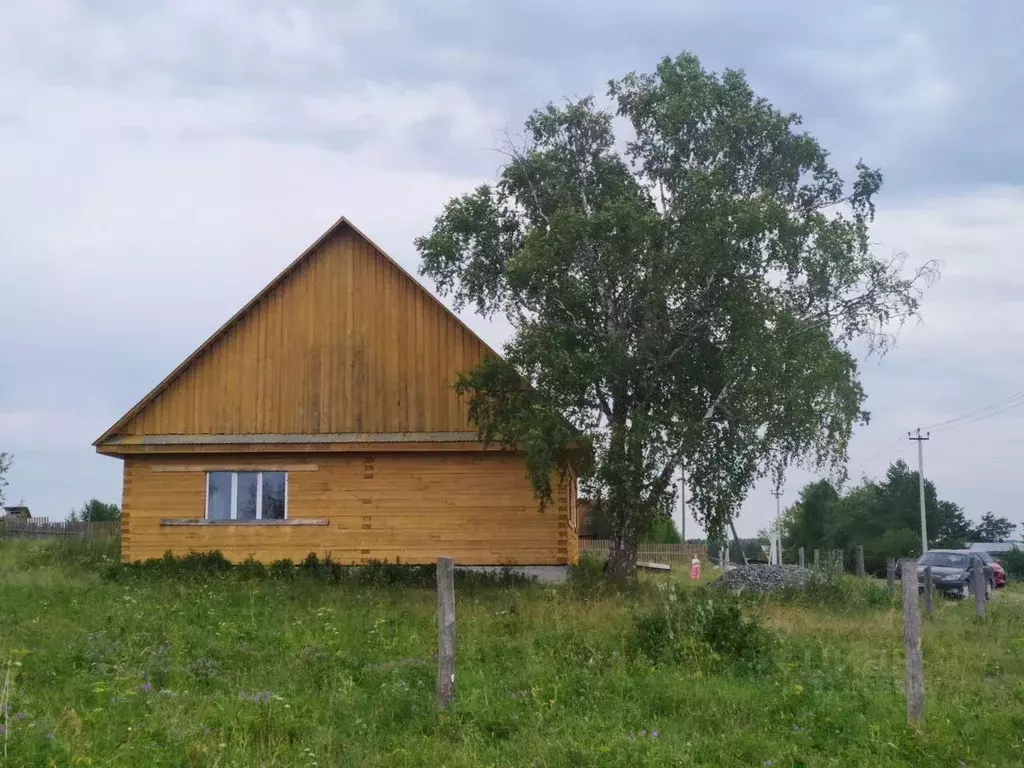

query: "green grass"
xmin=1 ymin=540 xmax=1023 ymax=766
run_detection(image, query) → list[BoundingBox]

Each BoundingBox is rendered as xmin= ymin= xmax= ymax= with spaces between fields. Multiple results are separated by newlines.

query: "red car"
xmin=973 ymin=550 xmax=1007 ymax=588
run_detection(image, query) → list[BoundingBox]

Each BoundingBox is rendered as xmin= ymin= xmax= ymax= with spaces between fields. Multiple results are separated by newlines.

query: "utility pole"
xmin=771 ymin=489 xmax=783 ymax=565
xmin=909 ymin=429 xmax=930 ymax=554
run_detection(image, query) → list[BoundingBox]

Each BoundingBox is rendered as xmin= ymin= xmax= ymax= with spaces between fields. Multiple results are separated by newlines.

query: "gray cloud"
xmin=0 ymin=2 xmax=1022 ymax=537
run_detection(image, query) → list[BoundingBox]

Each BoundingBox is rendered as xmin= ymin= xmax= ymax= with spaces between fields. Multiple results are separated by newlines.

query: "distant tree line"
xmin=780 ymin=460 xmax=1016 ymax=575
xmin=70 ymin=499 xmax=121 ymax=523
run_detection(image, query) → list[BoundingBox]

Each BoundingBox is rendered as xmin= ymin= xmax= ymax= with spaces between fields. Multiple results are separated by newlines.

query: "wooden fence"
xmin=1 ymin=517 xmax=120 ymax=539
xmin=580 ymin=539 xmax=708 ymax=566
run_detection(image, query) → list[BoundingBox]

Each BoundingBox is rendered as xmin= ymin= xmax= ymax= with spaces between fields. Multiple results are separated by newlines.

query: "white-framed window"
xmin=206 ymin=471 xmax=288 ymax=521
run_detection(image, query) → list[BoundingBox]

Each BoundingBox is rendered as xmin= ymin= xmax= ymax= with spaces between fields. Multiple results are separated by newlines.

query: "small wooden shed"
xmin=95 ymin=217 xmax=579 ymax=569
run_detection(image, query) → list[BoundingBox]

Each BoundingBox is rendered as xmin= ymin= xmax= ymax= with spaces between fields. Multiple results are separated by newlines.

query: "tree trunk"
xmin=606 ymin=532 xmax=639 ymax=581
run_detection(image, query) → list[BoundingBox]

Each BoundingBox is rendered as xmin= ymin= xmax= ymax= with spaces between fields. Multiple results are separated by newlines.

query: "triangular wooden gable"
xmin=95 ymin=217 xmax=494 ymax=446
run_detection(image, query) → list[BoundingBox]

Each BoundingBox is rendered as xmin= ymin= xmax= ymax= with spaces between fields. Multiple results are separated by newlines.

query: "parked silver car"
xmin=916 ymin=550 xmax=994 ymax=600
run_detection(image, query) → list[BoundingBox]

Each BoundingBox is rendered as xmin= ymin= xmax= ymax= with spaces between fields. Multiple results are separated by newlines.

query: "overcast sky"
xmin=2 ymin=1 xmax=1022 ymax=538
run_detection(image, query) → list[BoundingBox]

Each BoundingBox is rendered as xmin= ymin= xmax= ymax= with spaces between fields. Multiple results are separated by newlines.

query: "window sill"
xmin=159 ymin=519 xmax=329 ymax=527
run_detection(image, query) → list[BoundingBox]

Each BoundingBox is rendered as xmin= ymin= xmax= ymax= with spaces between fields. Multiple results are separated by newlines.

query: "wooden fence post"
xmin=856 ymin=545 xmax=866 ymax=578
xmin=887 ymin=558 xmax=896 ymax=592
xmin=923 ymin=566 xmax=933 ymax=617
xmin=972 ymin=558 xmax=986 ymax=620
xmin=901 ymin=558 xmax=925 ymax=730
xmin=813 ymin=549 xmax=820 ymax=570
xmin=798 ymin=547 xmax=805 ymax=569
xmin=436 ymin=556 xmax=456 ymax=711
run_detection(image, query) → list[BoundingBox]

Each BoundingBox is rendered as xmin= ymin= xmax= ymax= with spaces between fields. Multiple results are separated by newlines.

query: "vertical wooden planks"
xmin=107 ymin=223 xmax=494 ymax=440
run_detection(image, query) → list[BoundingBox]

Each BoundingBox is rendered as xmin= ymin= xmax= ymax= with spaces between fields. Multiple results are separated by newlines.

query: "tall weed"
xmin=774 ymin=572 xmax=897 ymax=610
xmin=632 ymin=582 xmax=774 ymax=672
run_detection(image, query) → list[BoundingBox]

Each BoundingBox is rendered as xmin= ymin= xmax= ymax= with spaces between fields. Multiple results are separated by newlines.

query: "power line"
xmin=857 ymin=433 xmax=908 ymax=466
xmin=922 ymin=390 xmax=1024 ymax=431
xmin=932 ymin=396 xmax=1024 ymax=434
xmin=845 ymin=433 xmax=908 ymax=482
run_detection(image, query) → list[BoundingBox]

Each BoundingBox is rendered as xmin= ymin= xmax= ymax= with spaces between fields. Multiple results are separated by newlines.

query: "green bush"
xmin=632 ymin=582 xmax=774 ymax=671
xmin=1001 ymin=549 xmax=1024 ymax=581
xmin=775 ymin=571 xmax=897 ymax=609
xmin=567 ymin=553 xmax=608 ymax=598
xmin=105 ymin=550 xmax=529 ymax=588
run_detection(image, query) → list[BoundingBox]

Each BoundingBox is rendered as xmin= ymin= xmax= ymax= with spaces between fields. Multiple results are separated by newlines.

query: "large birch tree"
xmin=416 ymin=53 xmax=935 ymax=578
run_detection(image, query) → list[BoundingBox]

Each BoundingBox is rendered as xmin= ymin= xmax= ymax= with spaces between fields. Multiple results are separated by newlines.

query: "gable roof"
xmin=95 ymin=216 xmax=500 ymax=446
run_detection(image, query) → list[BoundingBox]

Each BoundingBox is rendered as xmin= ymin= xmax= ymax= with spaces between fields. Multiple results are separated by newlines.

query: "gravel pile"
xmin=713 ymin=564 xmax=811 ymax=595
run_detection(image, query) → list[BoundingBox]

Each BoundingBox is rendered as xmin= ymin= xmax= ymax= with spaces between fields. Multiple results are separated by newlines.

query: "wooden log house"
xmin=95 ymin=217 xmax=579 ymax=572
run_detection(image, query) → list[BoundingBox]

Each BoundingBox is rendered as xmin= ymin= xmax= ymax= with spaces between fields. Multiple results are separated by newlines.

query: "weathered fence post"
xmin=887 ymin=558 xmax=896 ymax=592
xmin=798 ymin=547 xmax=805 ymax=569
xmin=723 ymin=545 xmax=730 ymax=571
xmin=923 ymin=566 xmax=934 ymax=616
xmin=972 ymin=558 xmax=986 ymax=620
xmin=813 ymin=549 xmax=820 ymax=570
xmin=856 ymin=545 xmax=866 ymax=578
xmin=901 ymin=558 xmax=925 ymax=730
xmin=436 ymin=556 xmax=456 ymax=711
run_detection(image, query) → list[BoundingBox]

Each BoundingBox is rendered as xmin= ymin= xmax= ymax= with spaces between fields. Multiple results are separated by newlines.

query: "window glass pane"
xmin=207 ymin=472 xmax=232 ymax=520
xmin=236 ymin=472 xmax=259 ymax=520
xmin=262 ymin=472 xmax=287 ymax=520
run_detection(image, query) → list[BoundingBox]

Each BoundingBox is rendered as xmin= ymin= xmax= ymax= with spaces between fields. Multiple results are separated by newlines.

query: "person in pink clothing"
xmin=690 ymin=556 xmax=702 ymax=580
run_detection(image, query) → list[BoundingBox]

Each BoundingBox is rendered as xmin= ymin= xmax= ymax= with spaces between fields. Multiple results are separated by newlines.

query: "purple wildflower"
xmin=138 ymin=682 xmax=153 ymax=694
xmin=0 ymin=726 xmax=7 ymax=736
xmin=650 ymin=730 xmax=660 ymax=739
xmin=16 ymin=712 xmax=26 ymax=721
xmin=45 ymin=732 xmax=54 ymax=741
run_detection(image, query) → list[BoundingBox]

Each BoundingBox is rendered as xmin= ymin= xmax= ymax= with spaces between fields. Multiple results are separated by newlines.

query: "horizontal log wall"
xmin=122 ymin=452 xmax=575 ymax=566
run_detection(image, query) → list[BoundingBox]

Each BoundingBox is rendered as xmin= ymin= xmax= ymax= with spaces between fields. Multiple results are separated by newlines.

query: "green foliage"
xmin=776 ymin=572 xmax=898 ymax=610
xmin=632 ymin=583 xmax=774 ymax=671
xmin=1001 ymin=549 xmax=1024 ymax=581
xmin=416 ymin=52 xmax=934 ymax=575
xmin=25 ymin=532 xmax=121 ymax=571
xmin=0 ymin=451 xmax=11 ymax=504
xmin=1 ymin=538 xmax=1023 ymax=765
xmin=974 ymin=512 xmax=1017 ymax=542
xmin=107 ymin=550 xmax=528 ymax=589
xmin=566 ymin=553 xmax=609 ymax=597
xmin=782 ymin=460 xmax=975 ymax=573
xmin=643 ymin=514 xmax=681 ymax=544
xmin=70 ymin=498 xmax=121 ymax=523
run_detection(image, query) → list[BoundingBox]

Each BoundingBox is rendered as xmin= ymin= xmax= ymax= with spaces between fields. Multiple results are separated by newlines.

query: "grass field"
xmin=1 ymin=538 xmax=1023 ymax=767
